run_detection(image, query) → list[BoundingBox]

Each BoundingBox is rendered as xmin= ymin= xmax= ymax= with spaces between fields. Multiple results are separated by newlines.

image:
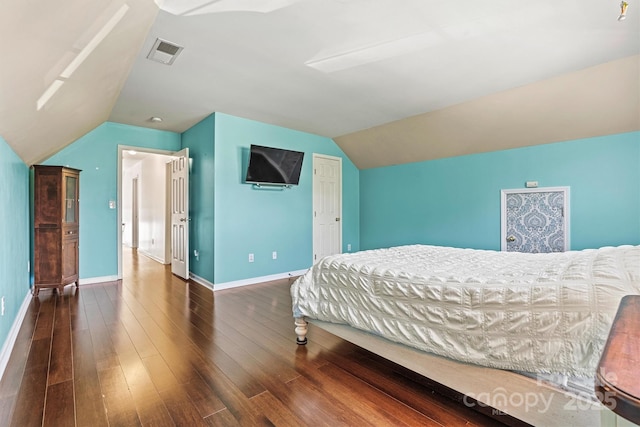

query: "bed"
xmin=291 ymin=244 xmax=640 ymax=426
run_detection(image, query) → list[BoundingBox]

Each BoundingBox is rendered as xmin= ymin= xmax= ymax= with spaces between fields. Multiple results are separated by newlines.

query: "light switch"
xmin=109 ymin=200 xmax=116 ymax=209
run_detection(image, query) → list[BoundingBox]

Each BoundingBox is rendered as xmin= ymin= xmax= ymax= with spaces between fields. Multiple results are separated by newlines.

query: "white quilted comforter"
xmin=291 ymin=245 xmax=640 ymax=375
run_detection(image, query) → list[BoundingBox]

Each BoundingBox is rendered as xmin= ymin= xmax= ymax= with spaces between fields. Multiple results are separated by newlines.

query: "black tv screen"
xmin=245 ymin=144 xmax=304 ymax=185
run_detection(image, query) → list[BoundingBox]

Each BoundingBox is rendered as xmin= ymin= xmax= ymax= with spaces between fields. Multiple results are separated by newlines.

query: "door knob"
xmin=335 ymin=217 xmax=340 ymax=222
xmin=180 ymin=218 xmax=186 ymax=222
xmin=506 ymin=235 xmax=516 ymax=242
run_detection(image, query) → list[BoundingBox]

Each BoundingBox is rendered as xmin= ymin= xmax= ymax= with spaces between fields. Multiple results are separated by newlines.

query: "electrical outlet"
xmin=272 ymin=251 xmax=277 ymax=260
xmin=347 ymin=244 xmax=352 ymax=251
xmin=194 ymin=249 xmax=199 ymax=261
xmin=248 ymin=253 xmax=254 ymax=263
xmin=1 ymin=297 xmax=5 ymax=316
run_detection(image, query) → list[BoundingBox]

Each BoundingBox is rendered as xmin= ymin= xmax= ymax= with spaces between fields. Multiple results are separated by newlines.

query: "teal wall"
xmin=0 ymin=136 xmax=30 ymax=349
xmin=181 ymin=115 xmax=215 ymax=282
xmin=360 ymin=132 xmax=640 ymax=251
xmin=39 ymin=116 xmax=359 ymax=285
xmin=44 ymin=122 xmax=181 ymax=279
xmin=36 ymin=118 xmax=638 ymax=284
xmin=213 ymin=113 xmax=360 ymax=283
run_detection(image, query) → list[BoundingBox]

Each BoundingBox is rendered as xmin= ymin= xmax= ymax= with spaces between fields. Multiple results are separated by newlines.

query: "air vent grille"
xmin=157 ymin=41 xmax=181 ymax=56
xmin=147 ymin=38 xmax=183 ymax=65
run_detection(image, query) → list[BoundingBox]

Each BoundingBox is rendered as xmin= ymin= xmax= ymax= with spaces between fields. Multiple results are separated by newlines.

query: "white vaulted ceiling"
xmin=2 ymin=0 xmax=639 ymax=167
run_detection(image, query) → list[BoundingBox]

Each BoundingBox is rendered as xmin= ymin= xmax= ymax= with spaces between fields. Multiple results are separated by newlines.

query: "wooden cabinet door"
xmin=62 ymin=171 xmax=79 ymax=227
xmin=34 ymin=228 xmax=62 ymax=284
xmin=62 ymin=235 xmax=79 ymax=283
xmin=34 ymin=170 xmax=61 ymax=228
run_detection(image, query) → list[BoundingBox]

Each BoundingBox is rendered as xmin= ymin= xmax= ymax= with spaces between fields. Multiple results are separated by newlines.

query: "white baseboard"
xmin=0 ymin=291 xmax=31 ymax=382
xmin=80 ymin=275 xmax=120 ymax=285
xmin=189 ymin=273 xmax=214 ymax=290
xmin=81 ymin=268 xmax=308 ymax=292
xmin=213 ymin=269 xmax=308 ymax=291
xmin=138 ymin=250 xmax=169 ymax=265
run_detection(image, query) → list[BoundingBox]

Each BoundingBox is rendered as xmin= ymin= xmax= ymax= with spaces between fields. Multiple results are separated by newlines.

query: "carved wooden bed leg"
xmin=294 ymin=317 xmax=308 ymax=345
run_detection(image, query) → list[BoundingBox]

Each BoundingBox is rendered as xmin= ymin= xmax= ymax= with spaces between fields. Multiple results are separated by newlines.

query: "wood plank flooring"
xmin=0 ymin=248 xmax=507 ymax=426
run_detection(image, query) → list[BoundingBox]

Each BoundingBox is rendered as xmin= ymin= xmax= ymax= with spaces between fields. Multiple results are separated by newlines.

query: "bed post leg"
xmin=294 ymin=317 xmax=308 ymax=345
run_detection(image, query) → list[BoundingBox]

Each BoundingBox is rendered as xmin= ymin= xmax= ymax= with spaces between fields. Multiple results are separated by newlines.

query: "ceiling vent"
xmin=147 ymin=38 xmax=184 ymax=65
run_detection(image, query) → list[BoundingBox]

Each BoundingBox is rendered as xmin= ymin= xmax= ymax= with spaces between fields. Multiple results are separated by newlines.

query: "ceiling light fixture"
xmin=150 ymin=116 xmax=163 ymax=122
xmin=618 ymin=1 xmax=629 ymax=20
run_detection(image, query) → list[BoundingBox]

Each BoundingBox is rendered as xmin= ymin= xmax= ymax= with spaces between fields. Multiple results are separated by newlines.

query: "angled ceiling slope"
xmin=336 ymin=55 xmax=640 ymax=169
xmin=0 ymin=0 xmax=159 ymax=165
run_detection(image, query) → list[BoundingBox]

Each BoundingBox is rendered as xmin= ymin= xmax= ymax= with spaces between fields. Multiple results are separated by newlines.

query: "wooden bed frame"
xmin=294 ymin=317 xmax=609 ymax=427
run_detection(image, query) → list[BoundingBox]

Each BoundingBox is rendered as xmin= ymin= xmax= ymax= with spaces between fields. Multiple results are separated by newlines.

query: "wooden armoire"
xmin=33 ymin=165 xmax=81 ymax=296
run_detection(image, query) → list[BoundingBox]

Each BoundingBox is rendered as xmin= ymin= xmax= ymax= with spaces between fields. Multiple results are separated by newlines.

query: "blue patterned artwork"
xmin=505 ymin=191 xmax=566 ymax=253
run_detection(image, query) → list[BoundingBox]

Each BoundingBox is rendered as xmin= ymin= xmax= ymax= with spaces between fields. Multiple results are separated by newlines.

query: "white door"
xmin=501 ymin=187 xmax=570 ymax=253
xmin=313 ymin=154 xmax=342 ymax=263
xmin=171 ymin=148 xmax=189 ymax=279
xmin=131 ymin=177 xmax=139 ymax=248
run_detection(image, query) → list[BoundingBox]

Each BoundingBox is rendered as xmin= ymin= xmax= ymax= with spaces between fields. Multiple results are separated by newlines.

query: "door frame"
xmin=117 ymin=145 xmax=181 ymax=280
xmin=500 ymin=186 xmax=570 ymax=252
xmin=131 ymin=177 xmax=139 ymax=248
xmin=312 ymin=153 xmax=342 ymax=264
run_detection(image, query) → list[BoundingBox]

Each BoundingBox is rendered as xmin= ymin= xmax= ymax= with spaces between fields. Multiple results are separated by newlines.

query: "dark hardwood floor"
xmin=0 ymin=248 xmax=506 ymax=426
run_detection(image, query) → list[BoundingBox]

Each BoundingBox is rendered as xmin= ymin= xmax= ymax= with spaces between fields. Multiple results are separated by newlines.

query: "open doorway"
xmin=117 ymin=146 xmax=178 ymax=279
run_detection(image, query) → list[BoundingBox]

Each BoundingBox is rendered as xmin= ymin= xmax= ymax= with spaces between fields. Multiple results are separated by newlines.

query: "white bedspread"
xmin=291 ymin=245 xmax=640 ymax=375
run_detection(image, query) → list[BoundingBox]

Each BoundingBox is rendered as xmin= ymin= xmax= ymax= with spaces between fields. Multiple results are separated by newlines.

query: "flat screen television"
xmin=245 ymin=144 xmax=304 ymax=186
